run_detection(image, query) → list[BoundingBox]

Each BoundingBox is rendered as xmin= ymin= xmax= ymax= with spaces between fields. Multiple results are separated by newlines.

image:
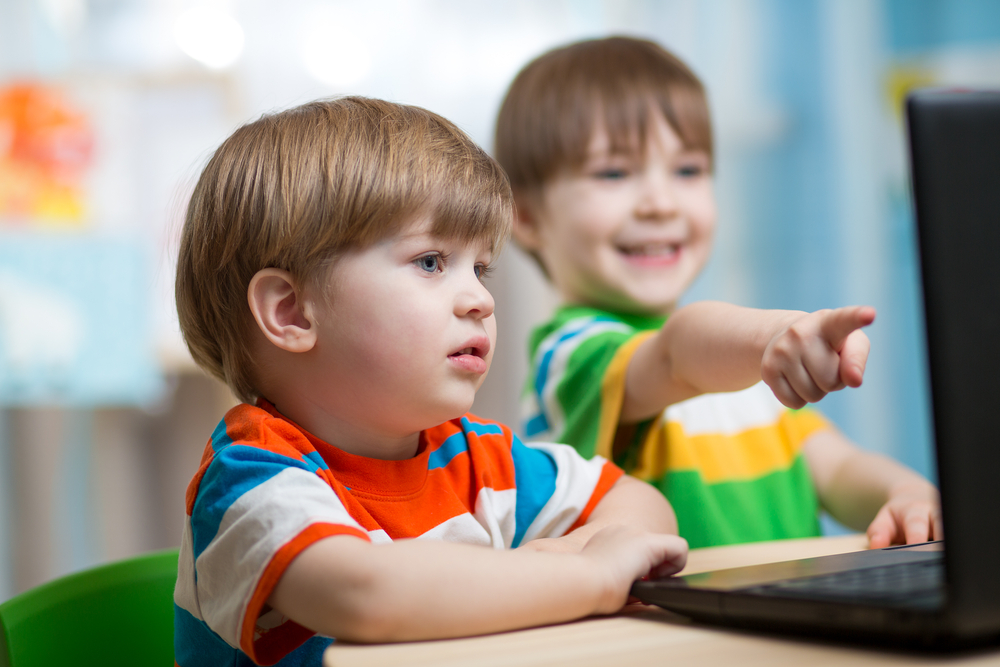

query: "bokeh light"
xmin=173 ymin=6 xmax=245 ymax=70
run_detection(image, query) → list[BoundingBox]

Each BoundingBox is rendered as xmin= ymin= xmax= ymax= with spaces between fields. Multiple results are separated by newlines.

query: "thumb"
xmin=839 ymin=329 xmax=871 ymax=388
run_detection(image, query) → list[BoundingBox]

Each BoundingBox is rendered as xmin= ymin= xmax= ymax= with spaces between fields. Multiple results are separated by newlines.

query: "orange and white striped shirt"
xmin=174 ymin=399 xmax=622 ymax=666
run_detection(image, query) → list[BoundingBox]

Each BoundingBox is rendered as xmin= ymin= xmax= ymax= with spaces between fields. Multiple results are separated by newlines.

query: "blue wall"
xmin=689 ymin=0 xmax=1000 ymax=490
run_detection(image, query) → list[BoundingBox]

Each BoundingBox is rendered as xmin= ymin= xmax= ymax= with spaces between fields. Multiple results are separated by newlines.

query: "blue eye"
xmin=417 ymin=254 xmax=441 ymax=273
xmin=475 ymin=264 xmax=492 ymax=280
xmin=594 ymin=169 xmax=628 ymax=180
xmin=677 ymin=165 xmax=703 ymax=178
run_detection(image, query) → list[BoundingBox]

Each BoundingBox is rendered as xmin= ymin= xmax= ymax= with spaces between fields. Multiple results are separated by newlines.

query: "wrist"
xmin=577 ymin=552 xmax=625 ymax=616
xmin=888 ymin=477 xmax=938 ymax=502
xmin=761 ymin=309 xmax=810 ymax=348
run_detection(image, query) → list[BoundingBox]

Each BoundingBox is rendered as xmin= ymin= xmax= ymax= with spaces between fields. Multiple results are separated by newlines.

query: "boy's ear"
xmin=247 ymin=268 xmax=317 ymax=353
xmin=512 ymin=192 xmax=543 ymax=252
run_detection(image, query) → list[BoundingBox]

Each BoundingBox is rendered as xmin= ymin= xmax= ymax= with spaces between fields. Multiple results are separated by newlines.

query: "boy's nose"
xmin=455 ymin=275 xmax=495 ymax=320
xmin=635 ymin=172 xmax=678 ymax=220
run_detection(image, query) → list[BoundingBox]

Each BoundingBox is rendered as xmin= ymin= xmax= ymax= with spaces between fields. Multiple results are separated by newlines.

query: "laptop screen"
xmin=906 ymin=89 xmax=1000 ymax=634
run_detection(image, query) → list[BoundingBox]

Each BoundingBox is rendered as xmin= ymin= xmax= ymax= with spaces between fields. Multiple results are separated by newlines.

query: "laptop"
xmin=630 ymin=89 xmax=1000 ymax=648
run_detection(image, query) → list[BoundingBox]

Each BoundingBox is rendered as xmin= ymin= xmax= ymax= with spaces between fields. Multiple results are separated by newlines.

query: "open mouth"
xmin=450 ymin=334 xmax=491 ymax=360
xmin=448 ymin=337 xmax=491 ymax=374
xmin=449 ymin=340 xmax=489 ymax=359
xmin=618 ymin=242 xmax=681 ymax=259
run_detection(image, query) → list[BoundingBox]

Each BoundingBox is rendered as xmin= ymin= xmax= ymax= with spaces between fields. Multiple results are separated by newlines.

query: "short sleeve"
xmin=509 ymin=435 xmax=624 ymax=546
xmin=177 ymin=410 xmax=369 ymax=665
xmin=522 ymin=315 xmax=639 ymax=457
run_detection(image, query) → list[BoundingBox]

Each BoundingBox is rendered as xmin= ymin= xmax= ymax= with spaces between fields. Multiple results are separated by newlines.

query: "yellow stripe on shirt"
xmin=594 ymin=330 xmax=656 ymax=462
xmin=631 ymin=408 xmax=828 ymax=483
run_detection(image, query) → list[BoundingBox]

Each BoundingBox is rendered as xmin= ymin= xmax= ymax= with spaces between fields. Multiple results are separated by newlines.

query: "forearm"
xmin=623 ymin=302 xmax=802 ymax=422
xmin=805 ymin=430 xmax=937 ymax=531
xmin=269 ymin=536 xmax=606 ymax=643
xmin=558 ymin=475 xmax=678 ymax=548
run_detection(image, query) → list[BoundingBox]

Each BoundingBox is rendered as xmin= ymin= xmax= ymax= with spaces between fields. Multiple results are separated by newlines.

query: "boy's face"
xmin=523 ymin=113 xmax=716 ymax=315
xmin=306 ymin=219 xmax=496 ymax=438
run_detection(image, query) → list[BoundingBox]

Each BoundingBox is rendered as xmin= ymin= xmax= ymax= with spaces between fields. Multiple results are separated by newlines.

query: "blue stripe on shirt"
xmin=304 ymin=450 xmax=329 ymax=471
xmin=510 ymin=435 xmax=558 ymax=547
xmin=209 ymin=418 xmax=233 ymax=454
xmin=428 ymin=418 xmax=505 ymax=470
xmin=175 ymin=604 xmax=256 ymax=666
xmin=461 ymin=416 xmax=504 ymax=437
xmin=427 ymin=431 xmax=468 ymax=470
xmin=523 ymin=412 xmax=550 ymax=438
xmin=533 ymin=318 xmax=595 ymax=399
xmin=527 ymin=316 xmax=625 ymax=437
xmin=174 ymin=604 xmax=333 ymax=667
xmin=192 ymin=445 xmax=322 ymax=559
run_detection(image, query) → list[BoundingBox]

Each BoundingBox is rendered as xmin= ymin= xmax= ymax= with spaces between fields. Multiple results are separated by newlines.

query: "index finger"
xmin=818 ymin=306 xmax=876 ymax=351
xmin=903 ymin=510 xmax=932 ymax=545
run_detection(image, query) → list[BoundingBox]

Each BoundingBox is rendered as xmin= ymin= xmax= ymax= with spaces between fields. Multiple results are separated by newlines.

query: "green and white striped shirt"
xmin=523 ymin=305 xmax=828 ymax=549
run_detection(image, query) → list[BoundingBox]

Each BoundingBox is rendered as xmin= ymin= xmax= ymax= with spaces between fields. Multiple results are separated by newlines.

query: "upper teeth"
xmin=622 ymin=243 xmax=678 ymax=256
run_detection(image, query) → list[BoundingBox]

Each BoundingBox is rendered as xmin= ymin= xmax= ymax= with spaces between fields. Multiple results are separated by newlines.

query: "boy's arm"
xmin=519 ymin=474 xmax=678 ymax=554
xmin=267 ymin=526 xmax=686 ymax=643
xmin=621 ymin=302 xmax=875 ymax=423
xmin=803 ymin=428 xmax=942 ymax=548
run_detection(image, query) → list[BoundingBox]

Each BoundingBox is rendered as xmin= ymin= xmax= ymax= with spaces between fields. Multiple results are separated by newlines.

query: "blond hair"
xmin=176 ymin=97 xmax=512 ymax=403
xmin=494 ymin=36 xmax=713 ymax=200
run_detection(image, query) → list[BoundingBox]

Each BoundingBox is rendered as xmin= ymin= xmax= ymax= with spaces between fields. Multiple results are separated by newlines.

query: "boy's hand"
xmin=579 ymin=525 xmax=687 ymax=614
xmin=867 ymin=482 xmax=943 ymax=549
xmin=762 ymin=306 xmax=876 ymax=409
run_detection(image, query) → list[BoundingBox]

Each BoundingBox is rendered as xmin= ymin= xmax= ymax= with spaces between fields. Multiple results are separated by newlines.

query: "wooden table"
xmin=324 ymin=534 xmax=1000 ymax=666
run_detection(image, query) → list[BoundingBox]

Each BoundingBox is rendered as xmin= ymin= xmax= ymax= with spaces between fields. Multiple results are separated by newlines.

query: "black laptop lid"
xmin=907 ymin=89 xmax=1000 ymax=636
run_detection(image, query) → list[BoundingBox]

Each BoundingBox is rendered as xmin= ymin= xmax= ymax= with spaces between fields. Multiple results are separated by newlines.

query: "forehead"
xmin=586 ymin=111 xmax=687 ymax=157
xmin=364 ymin=216 xmax=496 ymax=256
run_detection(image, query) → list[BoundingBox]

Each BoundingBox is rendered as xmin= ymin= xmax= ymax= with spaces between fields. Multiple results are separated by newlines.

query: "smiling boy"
xmin=495 ymin=36 xmax=941 ymax=550
xmin=172 ymin=94 xmax=891 ymax=666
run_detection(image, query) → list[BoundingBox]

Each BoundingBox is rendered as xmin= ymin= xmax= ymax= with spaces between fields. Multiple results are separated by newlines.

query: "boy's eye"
xmin=676 ymin=165 xmax=704 ymax=178
xmin=475 ymin=263 xmax=493 ymax=281
xmin=593 ymin=168 xmax=628 ymax=180
xmin=416 ymin=254 xmax=442 ymax=273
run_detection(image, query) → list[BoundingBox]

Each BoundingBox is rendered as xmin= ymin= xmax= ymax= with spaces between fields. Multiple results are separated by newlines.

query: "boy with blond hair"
xmin=173 ymin=96 xmax=685 ymax=665
xmin=175 ymin=95 xmax=873 ymax=665
xmin=494 ymin=36 xmax=941 ymax=551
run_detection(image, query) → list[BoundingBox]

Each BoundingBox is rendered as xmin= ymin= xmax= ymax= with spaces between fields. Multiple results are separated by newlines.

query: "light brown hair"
xmin=176 ymin=97 xmax=512 ymax=404
xmin=494 ymin=36 xmax=713 ymax=202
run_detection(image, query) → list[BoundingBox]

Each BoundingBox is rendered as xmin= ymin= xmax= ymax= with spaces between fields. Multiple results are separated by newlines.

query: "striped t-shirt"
xmin=174 ymin=399 xmax=623 ymax=667
xmin=523 ymin=305 xmax=828 ymax=549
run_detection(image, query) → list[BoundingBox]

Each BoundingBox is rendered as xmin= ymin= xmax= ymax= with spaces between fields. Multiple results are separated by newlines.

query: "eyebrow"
xmin=583 ymin=148 xmax=638 ymax=162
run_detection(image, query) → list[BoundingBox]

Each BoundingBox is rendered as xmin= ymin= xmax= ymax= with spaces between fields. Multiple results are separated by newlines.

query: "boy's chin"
xmin=622 ymin=285 xmax=689 ymax=315
xmin=424 ymin=397 xmax=479 ymax=426
xmin=590 ymin=293 xmax=677 ymax=317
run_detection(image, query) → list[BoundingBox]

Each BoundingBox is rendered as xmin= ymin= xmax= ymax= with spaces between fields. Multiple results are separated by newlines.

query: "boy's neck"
xmin=251 ymin=341 xmax=425 ymax=461
xmin=260 ymin=394 xmax=423 ymax=461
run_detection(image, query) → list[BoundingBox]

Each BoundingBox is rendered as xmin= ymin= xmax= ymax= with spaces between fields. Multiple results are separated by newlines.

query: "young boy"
xmin=172 ymin=95 xmax=884 ymax=664
xmin=171 ymin=96 xmax=690 ymax=665
xmin=494 ymin=37 xmax=942 ymax=551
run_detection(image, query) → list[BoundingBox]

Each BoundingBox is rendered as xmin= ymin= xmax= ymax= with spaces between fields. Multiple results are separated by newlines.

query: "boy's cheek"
xmin=484 ymin=315 xmax=498 ymax=355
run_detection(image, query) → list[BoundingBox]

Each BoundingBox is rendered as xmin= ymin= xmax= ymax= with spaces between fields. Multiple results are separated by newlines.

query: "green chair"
xmin=0 ymin=548 xmax=178 ymax=667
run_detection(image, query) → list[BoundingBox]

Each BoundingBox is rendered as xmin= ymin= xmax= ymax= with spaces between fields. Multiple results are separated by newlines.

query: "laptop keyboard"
xmin=743 ymin=558 xmax=945 ymax=608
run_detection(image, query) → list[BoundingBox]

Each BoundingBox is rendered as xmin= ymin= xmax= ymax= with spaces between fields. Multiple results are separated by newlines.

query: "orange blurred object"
xmin=0 ymin=82 xmax=94 ymax=225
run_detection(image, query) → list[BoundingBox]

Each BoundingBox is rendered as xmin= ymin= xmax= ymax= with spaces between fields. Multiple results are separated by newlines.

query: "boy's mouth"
xmin=618 ymin=241 xmax=680 ymax=257
xmin=449 ymin=341 xmax=490 ymax=359
xmin=448 ymin=337 xmax=491 ymax=374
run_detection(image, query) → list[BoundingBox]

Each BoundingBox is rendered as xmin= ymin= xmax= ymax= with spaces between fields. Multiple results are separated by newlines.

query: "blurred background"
xmin=1 ymin=0 xmax=999 ymax=600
